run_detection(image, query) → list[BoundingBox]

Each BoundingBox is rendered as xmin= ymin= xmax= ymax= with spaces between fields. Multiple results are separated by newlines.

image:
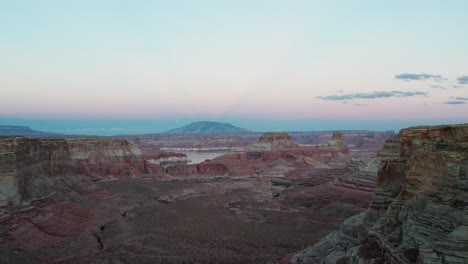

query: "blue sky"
xmin=1 ymin=1 xmax=467 ymax=135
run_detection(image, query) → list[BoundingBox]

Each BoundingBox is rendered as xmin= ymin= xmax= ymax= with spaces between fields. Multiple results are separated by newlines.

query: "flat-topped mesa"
xmin=251 ymin=132 xmax=298 ymax=151
xmin=66 ymin=138 xmax=164 ymax=178
xmin=292 ymin=123 xmax=468 ymax=264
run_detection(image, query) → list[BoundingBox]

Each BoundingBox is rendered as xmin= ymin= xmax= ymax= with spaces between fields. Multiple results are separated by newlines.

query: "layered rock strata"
xmin=291 ymin=124 xmax=468 ymax=264
xmin=127 ymin=131 xmax=395 ymax=152
xmin=66 ymin=138 xmax=164 ymax=178
xmin=0 ymin=137 xmax=124 ymax=261
xmin=164 ymin=132 xmax=350 ymax=178
xmin=0 ymin=136 xmax=174 ymax=209
xmin=0 ymin=137 xmax=73 ymax=207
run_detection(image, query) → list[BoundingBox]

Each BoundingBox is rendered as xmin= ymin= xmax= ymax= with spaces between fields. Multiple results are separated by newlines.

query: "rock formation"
xmin=163 ymin=132 xmax=351 ymax=179
xmin=126 ymin=131 xmax=396 ymax=152
xmin=291 ymin=124 xmax=468 ymax=264
xmin=0 ymin=137 xmax=73 ymax=208
xmin=0 ymin=136 xmax=178 ymax=209
xmin=252 ymin=132 xmax=299 ymax=150
xmin=0 ymin=130 xmax=384 ymax=263
xmin=327 ymin=132 xmax=346 ymax=147
xmin=66 ymin=138 xmax=164 ymax=178
xmin=0 ymin=137 xmax=115 ymax=261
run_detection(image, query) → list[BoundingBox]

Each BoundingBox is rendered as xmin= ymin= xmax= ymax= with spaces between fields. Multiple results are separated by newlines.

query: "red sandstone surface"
xmin=291 ymin=124 xmax=468 ymax=264
xmin=0 ymin=130 xmax=400 ymax=263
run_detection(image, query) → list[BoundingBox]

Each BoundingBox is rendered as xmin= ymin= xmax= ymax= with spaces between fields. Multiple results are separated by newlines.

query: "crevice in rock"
xmin=93 ymin=232 xmax=103 ymax=250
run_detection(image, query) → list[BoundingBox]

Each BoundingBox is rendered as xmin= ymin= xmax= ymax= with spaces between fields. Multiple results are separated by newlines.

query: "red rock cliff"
xmin=292 ymin=124 xmax=468 ymax=264
xmin=0 ymin=137 xmax=73 ymax=207
xmin=66 ymin=138 xmax=163 ymax=178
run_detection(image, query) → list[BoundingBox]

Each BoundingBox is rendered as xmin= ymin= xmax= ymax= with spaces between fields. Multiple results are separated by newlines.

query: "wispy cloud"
xmin=457 ymin=76 xmax=468 ymax=84
xmin=430 ymin=85 xmax=446 ymax=89
xmin=452 ymin=85 xmax=463 ymax=88
xmin=455 ymin=97 xmax=468 ymax=100
xmin=353 ymin=103 xmax=367 ymax=106
xmin=395 ymin=73 xmax=445 ymax=81
xmin=444 ymin=101 xmax=466 ymax=105
xmin=317 ymin=90 xmax=428 ymax=101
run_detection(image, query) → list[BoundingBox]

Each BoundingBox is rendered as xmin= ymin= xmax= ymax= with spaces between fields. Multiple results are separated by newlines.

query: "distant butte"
xmin=164 ymin=121 xmax=251 ymax=134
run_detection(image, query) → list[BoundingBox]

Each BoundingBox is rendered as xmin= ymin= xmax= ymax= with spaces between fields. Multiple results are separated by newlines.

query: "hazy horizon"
xmin=1 ymin=1 xmax=467 ymax=135
xmin=1 ymin=118 xmax=467 ymax=136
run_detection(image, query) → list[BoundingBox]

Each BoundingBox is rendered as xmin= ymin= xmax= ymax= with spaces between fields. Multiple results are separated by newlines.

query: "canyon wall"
xmin=0 ymin=137 xmax=73 ymax=207
xmin=67 ymin=138 xmax=164 ymax=178
xmin=0 ymin=137 xmax=171 ymax=208
xmin=292 ymin=124 xmax=468 ymax=264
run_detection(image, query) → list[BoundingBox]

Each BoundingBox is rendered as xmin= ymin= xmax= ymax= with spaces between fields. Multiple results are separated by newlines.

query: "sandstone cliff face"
xmin=328 ymin=132 xmax=348 ymax=148
xmin=0 ymin=137 xmax=127 ymax=260
xmin=255 ymin=132 xmax=299 ymax=150
xmin=67 ymin=138 xmax=163 ymax=178
xmin=0 ymin=137 xmax=171 ymax=209
xmin=292 ymin=124 xmax=468 ymax=264
xmin=0 ymin=137 xmax=73 ymax=207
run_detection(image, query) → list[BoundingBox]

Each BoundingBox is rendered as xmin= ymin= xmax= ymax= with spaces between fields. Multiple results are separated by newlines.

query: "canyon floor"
xmin=0 ymin=131 xmax=392 ymax=263
xmin=1 ymin=162 xmax=375 ymax=264
xmin=95 ymin=178 xmax=338 ymax=263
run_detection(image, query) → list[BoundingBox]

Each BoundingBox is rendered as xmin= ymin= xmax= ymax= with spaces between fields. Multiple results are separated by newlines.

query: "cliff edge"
xmin=291 ymin=124 xmax=468 ymax=264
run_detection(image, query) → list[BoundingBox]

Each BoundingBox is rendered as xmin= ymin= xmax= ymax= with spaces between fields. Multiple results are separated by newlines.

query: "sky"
xmin=1 ymin=0 xmax=467 ymax=135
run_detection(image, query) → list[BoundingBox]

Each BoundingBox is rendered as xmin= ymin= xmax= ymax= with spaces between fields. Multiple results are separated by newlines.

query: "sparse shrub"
xmin=271 ymin=181 xmax=293 ymax=187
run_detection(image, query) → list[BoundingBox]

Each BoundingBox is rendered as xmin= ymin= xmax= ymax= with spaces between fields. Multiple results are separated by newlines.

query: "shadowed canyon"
xmin=1 ymin=124 xmax=466 ymax=263
xmin=3 ymin=1 xmax=468 ymax=263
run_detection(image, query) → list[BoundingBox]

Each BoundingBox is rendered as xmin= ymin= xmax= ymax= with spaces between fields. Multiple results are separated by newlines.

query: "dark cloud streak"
xmin=395 ymin=73 xmax=445 ymax=81
xmin=444 ymin=101 xmax=466 ymax=105
xmin=318 ymin=90 xmax=428 ymax=101
xmin=457 ymin=76 xmax=468 ymax=84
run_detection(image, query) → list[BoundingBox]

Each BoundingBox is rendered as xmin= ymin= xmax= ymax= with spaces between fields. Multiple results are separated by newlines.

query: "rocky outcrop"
xmin=291 ymin=124 xmax=468 ymax=264
xmin=67 ymin=138 xmax=164 ymax=178
xmin=142 ymin=148 xmax=189 ymax=166
xmin=303 ymin=131 xmax=396 ymax=149
xmin=253 ymin=132 xmax=299 ymax=150
xmin=0 ymin=137 xmax=73 ymax=207
xmin=0 ymin=137 xmax=125 ymax=261
xmin=327 ymin=132 xmax=348 ymax=150
xmin=0 ymin=136 xmax=176 ymax=209
xmin=163 ymin=132 xmax=351 ymax=179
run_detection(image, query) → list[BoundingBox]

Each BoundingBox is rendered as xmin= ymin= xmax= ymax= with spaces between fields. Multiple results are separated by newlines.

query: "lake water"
xmin=177 ymin=150 xmax=229 ymax=164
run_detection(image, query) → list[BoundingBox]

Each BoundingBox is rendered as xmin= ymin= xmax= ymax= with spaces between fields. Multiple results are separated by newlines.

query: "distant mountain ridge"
xmin=0 ymin=125 xmax=63 ymax=137
xmin=164 ymin=121 xmax=250 ymax=134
